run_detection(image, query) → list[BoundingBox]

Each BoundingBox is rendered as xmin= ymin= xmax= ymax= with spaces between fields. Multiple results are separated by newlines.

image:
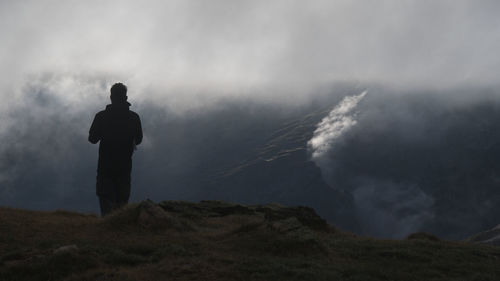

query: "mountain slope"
xmin=199 ymin=106 xmax=357 ymax=231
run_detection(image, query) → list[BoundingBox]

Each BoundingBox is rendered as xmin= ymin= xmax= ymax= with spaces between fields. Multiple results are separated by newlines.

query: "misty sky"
xmin=2 ymin=0 xmax=500 ymax=109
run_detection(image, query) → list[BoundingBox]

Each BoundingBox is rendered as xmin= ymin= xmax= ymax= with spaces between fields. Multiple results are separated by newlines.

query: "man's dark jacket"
xmin=89 ymin=102 xmax=143 ymax=177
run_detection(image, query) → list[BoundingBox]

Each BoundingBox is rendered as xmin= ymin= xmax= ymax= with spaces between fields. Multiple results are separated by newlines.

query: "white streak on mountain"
xmin=308 ymin=91 xmax=367 ymax=161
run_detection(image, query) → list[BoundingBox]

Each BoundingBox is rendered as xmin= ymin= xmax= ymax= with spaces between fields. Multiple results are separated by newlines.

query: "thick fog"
xmin=2 ymin=1 xmax=500 ymax=238
xmin=2 ymin=0 xmax=500 ymax=103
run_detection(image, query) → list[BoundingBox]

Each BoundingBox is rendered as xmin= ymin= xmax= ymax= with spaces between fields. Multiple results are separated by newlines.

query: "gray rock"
xmin=137 ymin=199 xmax=172 ymax=227
xmin=53 ymin=244 xmax=79 ymax=255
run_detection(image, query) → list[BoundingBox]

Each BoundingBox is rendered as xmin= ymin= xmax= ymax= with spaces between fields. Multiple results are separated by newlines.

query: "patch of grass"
xmin=407 ymin=231 xmax=440 ymax=242
xmin=122 ymin=243 xmax=158 ymax=256
xmin=237 ymin=256 xmax=342 ymax=281
xmin=102 ymin=249 xmax=149 ymax=266
xmin=151 ymin=243 xmax=200 ymax=262
xmin=1 ymin=250 xmax=98 ymax=281
xmin=2 ymin=202 xmax=500 ymax=281
xmin=229 ymin=220 xmax=264 ymax=234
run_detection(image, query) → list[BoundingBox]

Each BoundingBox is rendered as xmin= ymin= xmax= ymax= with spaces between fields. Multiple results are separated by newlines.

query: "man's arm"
xmin=88 ymin=113 xmax=102 ymax=144
xmin=135 ymin=115 xmax=143 ymax=145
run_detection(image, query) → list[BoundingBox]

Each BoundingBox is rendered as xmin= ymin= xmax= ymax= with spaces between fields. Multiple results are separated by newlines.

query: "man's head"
xmin=110 ymin=83 xmax=127 ymax=103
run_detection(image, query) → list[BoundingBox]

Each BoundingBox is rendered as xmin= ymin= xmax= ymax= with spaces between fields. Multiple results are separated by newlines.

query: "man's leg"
xmin=99 ymin=196 xmax=116 ymax=217
xmin=115 ymin=174 xmax=131 ymax=209
xmin=96 ymin=175 xmax=116 ymax=217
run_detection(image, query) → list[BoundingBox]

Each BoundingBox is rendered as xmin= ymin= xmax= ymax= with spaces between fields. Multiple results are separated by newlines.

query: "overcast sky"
xmin=1 ymin=0 xmax=500 ymax=109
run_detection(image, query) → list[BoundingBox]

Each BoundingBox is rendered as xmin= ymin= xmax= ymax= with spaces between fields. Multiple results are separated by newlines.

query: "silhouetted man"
xmin=89 ymin=83 xmax=143 ymax=216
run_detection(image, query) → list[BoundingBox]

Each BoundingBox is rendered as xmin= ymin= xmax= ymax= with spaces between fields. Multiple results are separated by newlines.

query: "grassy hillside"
xmin=1 ymin=200 xmax=500 ymax=281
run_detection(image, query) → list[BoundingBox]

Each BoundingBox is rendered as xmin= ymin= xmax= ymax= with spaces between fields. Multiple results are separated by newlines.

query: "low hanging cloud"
xmin=351 ymin=179 xmax=435 ymax=238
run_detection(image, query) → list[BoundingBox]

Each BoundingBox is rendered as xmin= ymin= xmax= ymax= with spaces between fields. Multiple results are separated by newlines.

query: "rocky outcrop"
xmin=159 ymin=200 xmax=332 ymax=232
xmin=103 ymin=199 xmax=333 ymax=234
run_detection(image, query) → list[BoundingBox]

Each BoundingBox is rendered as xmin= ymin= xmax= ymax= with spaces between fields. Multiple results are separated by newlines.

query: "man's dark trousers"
xmin=97 ymin=174 xmax=131 ymax=216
